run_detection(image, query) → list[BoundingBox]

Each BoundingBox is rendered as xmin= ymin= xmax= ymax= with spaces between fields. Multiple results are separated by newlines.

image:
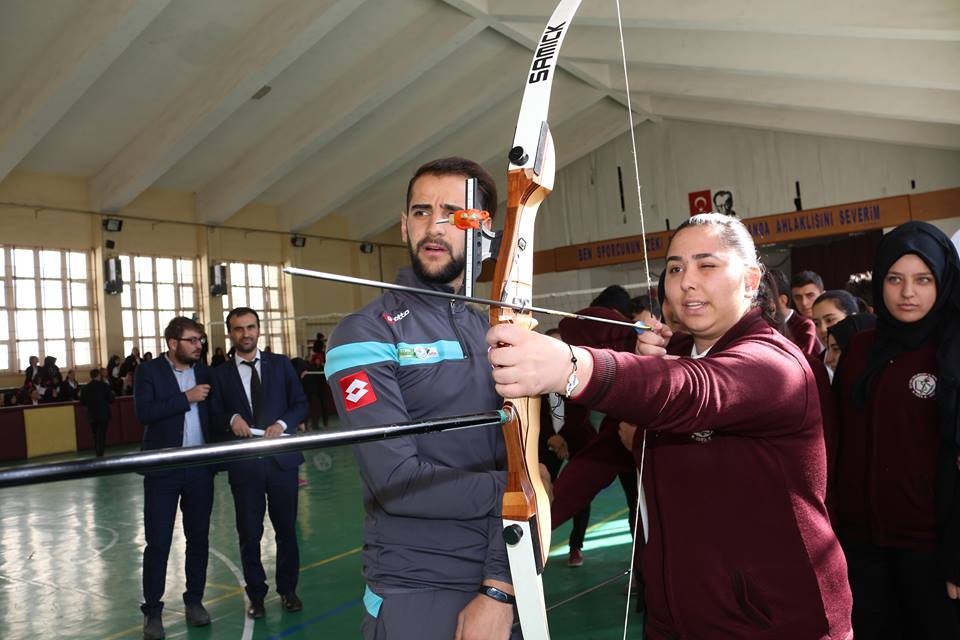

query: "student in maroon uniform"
xmin=770 ymin=268 xmax=819 ymax=356
xmin=832 ymin=220 xmax=960 ymax=639
xmin=791 ymin=269 xmax=825 ymax=319
xmin=553 ymin=286 xmax=642 ymax=567
xmin=811 ymin=290 xmax=859 ymax=348
xmin=487 ymin=213 xmax=852 ymax=640
xmin=824 ymin=313 xmax=876 ymax=374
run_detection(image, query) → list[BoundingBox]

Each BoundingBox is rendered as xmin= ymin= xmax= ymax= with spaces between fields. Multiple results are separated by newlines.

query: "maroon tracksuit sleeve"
xmin=579 ymin=339 xmax=810 ymax=438
xmin=786 ymin=311 xmax=820 ymax=357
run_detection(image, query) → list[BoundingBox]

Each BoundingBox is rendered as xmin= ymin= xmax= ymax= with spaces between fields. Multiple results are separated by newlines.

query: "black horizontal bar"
xmin=0 ymin=410 xmax=508 ymax=489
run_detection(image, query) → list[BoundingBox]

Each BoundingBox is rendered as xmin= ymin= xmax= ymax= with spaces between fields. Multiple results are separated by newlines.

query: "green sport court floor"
xmin=0 ymin=426 xmax=645 ymax=639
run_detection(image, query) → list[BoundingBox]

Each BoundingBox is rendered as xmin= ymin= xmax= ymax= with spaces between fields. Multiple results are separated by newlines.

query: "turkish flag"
xmin=688 ymin=190 xmax=711 ymax=216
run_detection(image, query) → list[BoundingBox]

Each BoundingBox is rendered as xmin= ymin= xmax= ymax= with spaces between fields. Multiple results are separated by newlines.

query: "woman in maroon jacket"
xmin=487 ymin=213 xmax=852 ymax=640
xmin=832 ymin=220 xmax=960 ymax=639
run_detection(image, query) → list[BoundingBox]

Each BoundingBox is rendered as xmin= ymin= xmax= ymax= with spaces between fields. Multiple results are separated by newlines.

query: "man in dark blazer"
xmin=80 ymin=368 xmax=113 ymax=457
xmin=23 ymin=355 xmax=39 ymax=385
xmin=134 ymin=317 xmax=214 ymax=640
xmin=209 ymin=306 xmax=308 ymax=620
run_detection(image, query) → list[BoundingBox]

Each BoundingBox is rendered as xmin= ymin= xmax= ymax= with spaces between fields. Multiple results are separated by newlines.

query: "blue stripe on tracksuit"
xmin=325 ymin=340 xmax=464 ymax=377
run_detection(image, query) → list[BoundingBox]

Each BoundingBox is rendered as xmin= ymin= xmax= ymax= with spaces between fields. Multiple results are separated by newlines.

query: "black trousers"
xmin=230 ymin=462 xmax=300 ymax=601
xmin=842 ymin=536 xmax=960 ymax=640
xmin=141 ymin=467 xmax=215 ymax=616
xmin=89 ymin=419 xmax=108 ymax=457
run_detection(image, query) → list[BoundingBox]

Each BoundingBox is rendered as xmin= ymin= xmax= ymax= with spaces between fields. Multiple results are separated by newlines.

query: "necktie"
xmin=241 ymin=360 xmax=263 ymax=427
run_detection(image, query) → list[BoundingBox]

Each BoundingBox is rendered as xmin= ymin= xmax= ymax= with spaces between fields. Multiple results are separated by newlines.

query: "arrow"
xmin=284 ymin=266 xmax=650 ymax=332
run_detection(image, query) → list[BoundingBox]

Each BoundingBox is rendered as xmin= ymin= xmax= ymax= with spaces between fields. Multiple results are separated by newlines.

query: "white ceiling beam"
xmin=615 ymin=68 xmax=960 ymax=125
xmin=552 ymin=26 xmax=960 ymax=91
xmin=353 ymin=90 xmax=960 ymax=240
xmin=0 ymin=0 xmax=170 ymax=184
xmin=487 ymin=0 xmax=960 ymax=39
xmin=281 ymin=45 xmax=528 ymax=230
xmin=88 ymin=0 xmax=364 ymax=212
xmin=546 ymin=98 xmax=637 ymax=168
xmin=650 ymin=96 xmax=960 ymax=150
xmin=440 ymin=0 xmax=648 ymax=119
xmin=197 ymin=6 xmax=485 ymax=225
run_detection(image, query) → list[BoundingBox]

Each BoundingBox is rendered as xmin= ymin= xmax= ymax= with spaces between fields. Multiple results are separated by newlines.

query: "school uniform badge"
xmin=908 ymin=373 xmax=936 ymax=399
xmin=691 ymin=430 xmax=714 ymax=443
xmin=339 ymin=371 xmax=377 ymax=410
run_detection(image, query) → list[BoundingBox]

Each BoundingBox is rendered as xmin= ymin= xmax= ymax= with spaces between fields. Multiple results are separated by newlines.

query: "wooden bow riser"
xmin=492 ymin=166 xmax=554 ymax=570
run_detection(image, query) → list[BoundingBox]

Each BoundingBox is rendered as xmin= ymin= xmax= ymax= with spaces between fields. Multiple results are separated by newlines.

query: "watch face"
xmin=564 ymin=372 xmax=579 ymax=397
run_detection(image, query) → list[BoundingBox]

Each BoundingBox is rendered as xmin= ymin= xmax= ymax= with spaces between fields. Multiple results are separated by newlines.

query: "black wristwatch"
xmin=478 ymin=585 xmax=516 ymax=605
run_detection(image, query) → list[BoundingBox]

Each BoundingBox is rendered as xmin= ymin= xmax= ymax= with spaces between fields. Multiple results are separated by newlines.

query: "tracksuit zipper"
xmin=448 ymin=299 xmax=470 ymax=359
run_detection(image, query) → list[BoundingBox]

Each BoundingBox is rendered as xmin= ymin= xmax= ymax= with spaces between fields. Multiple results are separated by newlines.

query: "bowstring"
xmin=614 ymin=0 xmax=651 ymax=637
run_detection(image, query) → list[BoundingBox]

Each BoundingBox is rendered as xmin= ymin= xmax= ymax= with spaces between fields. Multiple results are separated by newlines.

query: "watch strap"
xmin=478 ymin=585 xmax=516 ymax=605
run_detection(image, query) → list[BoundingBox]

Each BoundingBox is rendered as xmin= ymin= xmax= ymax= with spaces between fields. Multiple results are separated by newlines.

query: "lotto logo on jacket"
xmin=382 ymin=309 xmax=410 ymax=324
xmin=339 ymin=371 xmax=377 ymax=411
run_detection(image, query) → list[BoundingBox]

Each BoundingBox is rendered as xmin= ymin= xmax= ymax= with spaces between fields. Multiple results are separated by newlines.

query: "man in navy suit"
xmin=134 ymin=317 xmax=214 ymax=640
xmin=209 ymin=306 xmax=308 ymax=619
xmin=81 ymin=367 xmax=114 ymax=457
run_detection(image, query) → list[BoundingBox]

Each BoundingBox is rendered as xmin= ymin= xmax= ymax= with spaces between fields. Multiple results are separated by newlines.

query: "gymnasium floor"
xmin=0 ymin=426 xmax=644 ymax=639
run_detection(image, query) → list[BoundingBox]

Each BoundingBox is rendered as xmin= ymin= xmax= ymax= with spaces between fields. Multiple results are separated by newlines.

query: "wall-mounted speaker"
xmin=102 ymin=218 xmax=124 ymax=232
xmin=210 ymin=264 xmax=228 ymax=297
xmin=104 ymin=257 xmax=123 ymax=295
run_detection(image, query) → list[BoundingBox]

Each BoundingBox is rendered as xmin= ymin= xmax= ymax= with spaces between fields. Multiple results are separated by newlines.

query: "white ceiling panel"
xmin=0 ymin=0 xmax=954 ymax=239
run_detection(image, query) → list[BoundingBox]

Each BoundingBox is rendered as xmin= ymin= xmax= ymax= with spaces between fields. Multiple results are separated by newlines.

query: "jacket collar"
xmin=667 ymin=308 xmax=769 ymax=356
xmin=394 ymin=267 xmax=466 ymax=312
xmin=707 ymin=308 xmax=768 ymax=353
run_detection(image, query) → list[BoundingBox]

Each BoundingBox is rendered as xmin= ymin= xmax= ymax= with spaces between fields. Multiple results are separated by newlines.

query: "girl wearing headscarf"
xmin=824 ymin=313 xmax=877 ymax=374
xmin=832 ymin=220 xmax=960 ymax=639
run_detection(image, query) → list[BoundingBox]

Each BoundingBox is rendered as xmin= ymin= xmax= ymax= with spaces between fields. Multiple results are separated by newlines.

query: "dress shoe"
xmin=184 ymin=602 xmax=211 ymax=627
xmin=143 ymin=614 xmax=165 ymax=640
xmin=280 ymin=591 xmax=303 ymax=612
xmin=247 ymin=599 xmax=265 ymax=619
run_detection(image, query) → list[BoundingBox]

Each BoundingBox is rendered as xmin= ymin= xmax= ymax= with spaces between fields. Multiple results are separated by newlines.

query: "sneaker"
xmin=567 ymin=548 xmax=584 ymax=567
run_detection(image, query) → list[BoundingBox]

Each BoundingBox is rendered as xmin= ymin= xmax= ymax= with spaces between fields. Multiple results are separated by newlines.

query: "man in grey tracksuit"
xmin=326 ymin=158 xmax=519 ymax=640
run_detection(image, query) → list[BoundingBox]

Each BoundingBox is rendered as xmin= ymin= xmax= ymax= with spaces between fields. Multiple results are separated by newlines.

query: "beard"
xmin=409 ymin=237 xmax=465 ymax=286
xmin=175 ymin=344 xmax=199 ymax=365
xmin=234 ymin=338 xmax=258 ymax=355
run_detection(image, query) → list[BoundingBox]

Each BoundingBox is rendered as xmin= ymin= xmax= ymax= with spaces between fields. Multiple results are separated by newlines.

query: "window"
xmin=120 ymin=256 xmax=198 ymax=357
xmin=0 ymin=247 xmax=95 ymax=372
xmin=224 ymin=262 xmax=287 ymax=354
